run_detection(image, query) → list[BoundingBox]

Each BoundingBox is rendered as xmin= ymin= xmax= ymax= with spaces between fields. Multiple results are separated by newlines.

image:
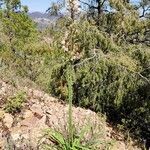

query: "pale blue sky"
xmin=21 ymin=0 xmax=55 ymax=12
xmin=21 ymin=0 xmax=140 ymax=12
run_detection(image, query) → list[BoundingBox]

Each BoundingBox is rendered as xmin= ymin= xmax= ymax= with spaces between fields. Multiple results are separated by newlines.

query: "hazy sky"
xmin=21 ymin=0 xmax=140 ymax=12
xmin=21 ymin=0 xmax=54 ymax=12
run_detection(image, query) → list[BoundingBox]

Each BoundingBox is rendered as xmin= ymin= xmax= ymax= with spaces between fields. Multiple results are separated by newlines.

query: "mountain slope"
xmin=0 ymin=78 xmax=141 ymax=150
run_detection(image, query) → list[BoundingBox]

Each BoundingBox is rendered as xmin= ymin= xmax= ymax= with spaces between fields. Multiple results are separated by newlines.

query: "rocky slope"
xmin=0 ymin=79 xmax=140 ymax=150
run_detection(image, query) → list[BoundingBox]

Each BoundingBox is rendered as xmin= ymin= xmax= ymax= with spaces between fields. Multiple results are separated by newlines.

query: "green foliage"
xmin=66 ymin=65 xmax=74 ymax=146
xmin=0 ymin=0 xmax=150 ymax=148
xmin=43 ymin=128 xmax=93 ymax=150
xmin=46 ymin=0 xmax=64 ymax=16
xmin=0 ymin=0 xmax=37 ymax=69
xmin=43 ymin=123 xmax=114 ymax=150
xmin=0 ymin=0 xmax=21 ymax=12
xmin=4 ymin=91 xmax=26 ymax=114
xmin=43 ymin=65 xmax=90 ymax=150
xmin=47 ymin=19 xmax=150 ymax=146
xmin=43 ymin=68 xmax=112 ymax=149
xmin=1 ymin=12 xmax=37 ymax=50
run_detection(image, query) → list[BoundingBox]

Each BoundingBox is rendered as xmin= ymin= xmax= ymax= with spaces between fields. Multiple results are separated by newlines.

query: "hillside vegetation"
xmin=0 ymin=0 xmax=150 ymax=149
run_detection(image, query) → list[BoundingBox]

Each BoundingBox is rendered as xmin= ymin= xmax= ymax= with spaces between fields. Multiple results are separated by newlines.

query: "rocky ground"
xmin=0 ymin=78 xmax=141 ymax=150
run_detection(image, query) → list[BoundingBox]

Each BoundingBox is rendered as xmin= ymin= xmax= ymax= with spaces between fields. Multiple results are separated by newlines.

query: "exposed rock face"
xmin=0 ymin=79 xmax=140 ymax=150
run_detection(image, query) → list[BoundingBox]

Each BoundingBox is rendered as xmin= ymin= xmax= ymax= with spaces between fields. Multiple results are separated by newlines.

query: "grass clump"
xmin=43 ymin=128 xmax=92 ymax=150
xmin=4 ymin=91 xmax=26 ymax=114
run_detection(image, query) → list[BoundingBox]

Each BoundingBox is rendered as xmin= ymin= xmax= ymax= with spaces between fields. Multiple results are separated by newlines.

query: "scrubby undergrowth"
xmin=0 ymin=0 xmax=150 ymax=149
xmin=0 ymin=78 xmax=141 ymax=150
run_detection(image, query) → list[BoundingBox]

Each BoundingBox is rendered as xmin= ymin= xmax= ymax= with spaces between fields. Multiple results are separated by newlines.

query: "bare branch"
xmin=73 ymin=50 xmax=150 ymax=85
xmin=73 ymin=53 xmax=97 ymax=67
xmin=137 ymin=72 xmax=150 ymax=84
xmin=79 ymin=0 xmax=98 ymax=9
xmin=140 ymin=5 xmax=150 ymax=18
xmin=100 ymin=0 xmax=107 ymax=7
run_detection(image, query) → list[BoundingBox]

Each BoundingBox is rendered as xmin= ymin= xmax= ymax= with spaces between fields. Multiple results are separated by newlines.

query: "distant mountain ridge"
xmin=28 ymin=12 xmax=50 ymax=19
xmin=28 ymin=12 xmax=62 ymax=29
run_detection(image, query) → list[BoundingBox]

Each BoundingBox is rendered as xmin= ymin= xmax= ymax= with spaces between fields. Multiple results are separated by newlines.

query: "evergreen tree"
xmin=0 ymin=0 xmax=37 ymax=53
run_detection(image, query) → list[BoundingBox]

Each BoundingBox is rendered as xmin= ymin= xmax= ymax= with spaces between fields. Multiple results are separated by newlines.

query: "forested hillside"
xmin=0 ymin=0 xmax=150 ymax=149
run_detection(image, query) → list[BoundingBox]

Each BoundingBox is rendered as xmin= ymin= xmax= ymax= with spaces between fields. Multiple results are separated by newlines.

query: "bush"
xmin=5 ymin=91 xmax=26 ymax=114
xmin=47 ymin=20 xmax=150 ymax=145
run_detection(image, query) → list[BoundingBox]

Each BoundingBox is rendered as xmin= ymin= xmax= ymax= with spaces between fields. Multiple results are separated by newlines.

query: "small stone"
xmin=3 ymin=113 xmax=13 ymax=129
xmin=20 ymin=116 xmax=39 ymax=128
xmin=26 ymin=115 xmax=48 ymax=148
xmin=23 ymin=110 xmax=34 ymax=119
xmin=32 ymin=90 xmax=44 ymax=99
xmin=11 ymin=133 xmax=20 ymax=141
xmin=0 ymin=137 xmax=5 ymax=150
xmin=30 ymin=98 xmax=39 ymax=104
xmin=30 ymin=104 xmax=43 ymax=117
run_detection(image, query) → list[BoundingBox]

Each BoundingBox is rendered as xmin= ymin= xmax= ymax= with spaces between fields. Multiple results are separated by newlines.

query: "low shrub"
xmin=5 ymin=91 xmax=26 ymax=114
